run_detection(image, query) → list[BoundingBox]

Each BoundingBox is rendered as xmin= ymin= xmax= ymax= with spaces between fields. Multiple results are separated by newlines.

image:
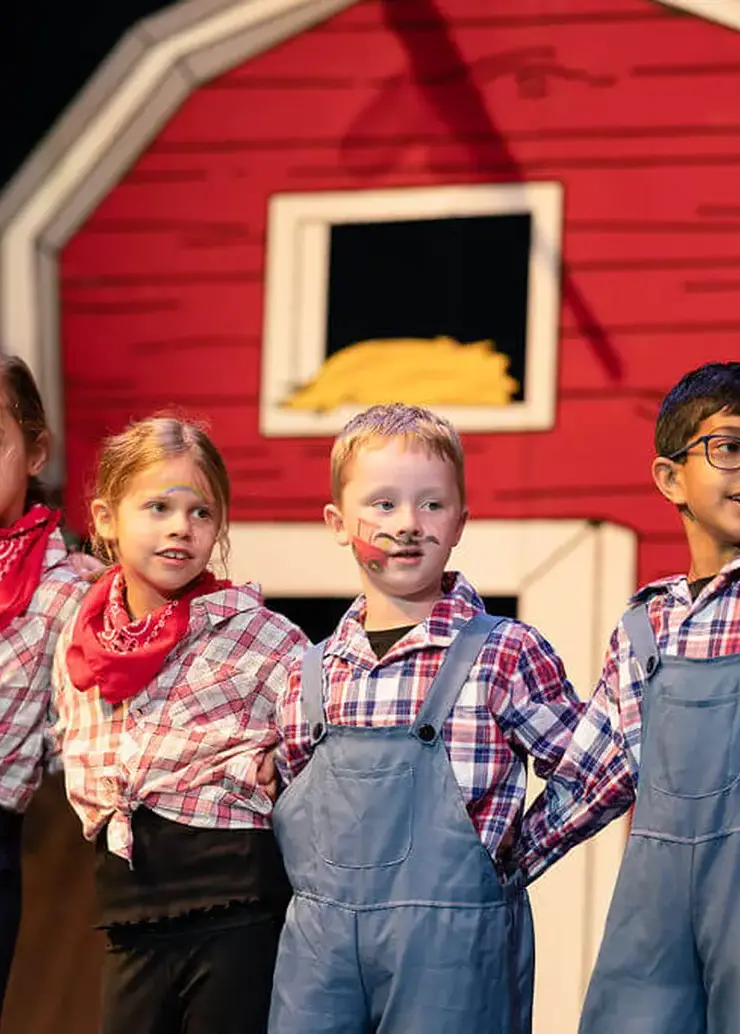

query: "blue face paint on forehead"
xmin=159 ymin=484 xmax=207 ymax=500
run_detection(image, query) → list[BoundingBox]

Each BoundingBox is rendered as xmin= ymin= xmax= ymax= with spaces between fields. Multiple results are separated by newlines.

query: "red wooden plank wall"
xmin=60 ymin=0 xmax=740 ymax=584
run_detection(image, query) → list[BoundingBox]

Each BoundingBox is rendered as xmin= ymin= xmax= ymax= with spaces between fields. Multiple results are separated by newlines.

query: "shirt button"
xmin=418 ymin=724 xmax=436 ymax=743
xmin=311 ymin=723 xmax=324 ymax=741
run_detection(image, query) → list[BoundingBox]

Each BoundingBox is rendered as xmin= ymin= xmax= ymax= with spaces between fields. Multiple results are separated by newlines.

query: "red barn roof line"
xmin=0 ymin=0 xmax=358 ymax=478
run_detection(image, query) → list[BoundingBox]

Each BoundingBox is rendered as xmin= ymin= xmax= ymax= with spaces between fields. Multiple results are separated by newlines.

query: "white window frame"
xmin=260 ymin=182 xmax=563 ymax=437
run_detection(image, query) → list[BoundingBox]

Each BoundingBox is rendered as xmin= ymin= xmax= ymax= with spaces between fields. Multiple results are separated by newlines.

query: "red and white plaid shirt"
xmin=276 ymin=572 xmax=584 ymax=861
xmin=52 ymin=582 xmax=308 ymax=861
xmin=1 ymin=530 xmax=87 ymax=813
xmin=518 ymin=553 xmax=740 ymax=882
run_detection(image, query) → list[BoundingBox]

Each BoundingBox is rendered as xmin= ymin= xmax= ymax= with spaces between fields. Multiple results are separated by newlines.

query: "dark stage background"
xmin=2 ymin=7 xmax=175 ymax=1032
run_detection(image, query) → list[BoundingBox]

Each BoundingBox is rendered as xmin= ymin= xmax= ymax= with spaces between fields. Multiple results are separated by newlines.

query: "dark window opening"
xmin=326 ymin=214 xmax=531 ymax=400
xmin=267 ymin=595 xmax=518 ymax=645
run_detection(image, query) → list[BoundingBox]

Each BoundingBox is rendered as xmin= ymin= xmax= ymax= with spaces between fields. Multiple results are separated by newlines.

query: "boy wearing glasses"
xmin=516 ymin=361 xmax=740 ymax=1034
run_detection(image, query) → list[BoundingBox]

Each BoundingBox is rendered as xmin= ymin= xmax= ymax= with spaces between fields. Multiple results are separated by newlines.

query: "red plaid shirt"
xmin=1 ymin=530 xmax=87 ymax=813
xmin=276 ymin=572 xmax=583 ymax=861
xmin=52 ymin=582 xmax=308 ymax=861
xmin=518 ymin=553 xmax=740 ymax=882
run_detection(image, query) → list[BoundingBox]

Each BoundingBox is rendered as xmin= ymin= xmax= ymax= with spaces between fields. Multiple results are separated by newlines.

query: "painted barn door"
xmin=229 ymin=518 xmax=636 ymax=1034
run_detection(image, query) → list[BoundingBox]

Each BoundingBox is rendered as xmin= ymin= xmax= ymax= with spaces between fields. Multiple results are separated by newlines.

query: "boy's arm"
xmin=45 ymin=627 xmax=70 ymax=771
xmin=493 ymin=622 xmax=586 ymax=780
xmin=515 ymin=627 xmax=638 ymax=883
xmin=274 ymin=660 xmax=314 ymax=786
xmin=243 ymin=614 xmax=308 ymax=794
xmin=38 ymin=573 xmax=88 ymax=773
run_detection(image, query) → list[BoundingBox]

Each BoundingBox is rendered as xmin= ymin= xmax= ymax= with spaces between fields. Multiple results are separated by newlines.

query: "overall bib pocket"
xmin=649 ymin=692 xmax=740 ymax=798
xmin=317 ymin=764 xmax=413 ymax=869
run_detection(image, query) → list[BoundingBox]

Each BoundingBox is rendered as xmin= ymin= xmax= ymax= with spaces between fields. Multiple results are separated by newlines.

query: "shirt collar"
xmin=632 ymin=551 xmax=740 ymax=608
xmin=190 ymin=580 xmax=264 ymax=628
xmin=324 ymin=571 xmax=486 ymax=666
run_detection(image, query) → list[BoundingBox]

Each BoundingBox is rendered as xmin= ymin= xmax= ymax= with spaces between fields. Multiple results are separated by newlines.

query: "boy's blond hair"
xmin=330 ymin=403 xmax=466 ymax=505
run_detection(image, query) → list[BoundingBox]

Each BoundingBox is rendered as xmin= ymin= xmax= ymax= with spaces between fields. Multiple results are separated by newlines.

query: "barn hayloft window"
xmin=261 ymin=182 xmax=562 ymax=436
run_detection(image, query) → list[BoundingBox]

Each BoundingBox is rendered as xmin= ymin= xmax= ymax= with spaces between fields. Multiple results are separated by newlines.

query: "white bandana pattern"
xmin=98 ymin=570 xmax=177 ymax=654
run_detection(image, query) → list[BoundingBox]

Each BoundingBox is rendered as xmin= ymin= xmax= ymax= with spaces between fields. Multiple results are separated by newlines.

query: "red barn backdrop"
xmin=1 ymin=1 xmax=739 ymax=1032
xmin=49 ymin=0 xmax=740 ymax=586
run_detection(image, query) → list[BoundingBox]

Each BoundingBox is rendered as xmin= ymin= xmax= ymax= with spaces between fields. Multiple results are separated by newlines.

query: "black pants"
xmin=100 ymin=905 xmax=283 ymax=1034
xmin=0 ymin=810 xmax=23 ymax=1018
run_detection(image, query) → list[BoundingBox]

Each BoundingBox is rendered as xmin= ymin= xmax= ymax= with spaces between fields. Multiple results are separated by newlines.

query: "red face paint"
xmin=351 ymin=536 xmax=389 ymax=573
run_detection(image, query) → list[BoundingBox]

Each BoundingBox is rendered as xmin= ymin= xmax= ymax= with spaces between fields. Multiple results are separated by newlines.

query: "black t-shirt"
xmin=688 ymin=576 xmax=714 ymax=601
xmin=366 ymin=625 xmax=416 ymax=660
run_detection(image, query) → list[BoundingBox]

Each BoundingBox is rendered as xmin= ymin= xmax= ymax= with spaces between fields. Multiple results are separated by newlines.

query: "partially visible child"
xmin=270 ymin=403 xmax=585 ymax=1034
xmin=517 ymin=361 xmax=740 ymax=1033
xmin=0 ymin=355 xmax=87 ymax=1016
xmin=51 ymin=416 xmax=308 ymax=1034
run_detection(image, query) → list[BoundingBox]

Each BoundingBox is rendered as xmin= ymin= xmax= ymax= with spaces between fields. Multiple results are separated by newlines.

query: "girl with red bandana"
xmin=51 ymin=415 xmax=307 ymax=1034
xmin=0 ymin=355 xmax=87 ymax=1016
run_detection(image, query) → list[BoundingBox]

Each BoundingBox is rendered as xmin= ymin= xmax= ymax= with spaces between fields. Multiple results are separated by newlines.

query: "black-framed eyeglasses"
xmin=668 ymin=434 xmax=740 ymax=471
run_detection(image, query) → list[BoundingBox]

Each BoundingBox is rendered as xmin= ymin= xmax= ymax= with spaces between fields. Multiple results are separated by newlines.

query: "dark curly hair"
xmin=655 ymin=362 xmax=740 ymax=459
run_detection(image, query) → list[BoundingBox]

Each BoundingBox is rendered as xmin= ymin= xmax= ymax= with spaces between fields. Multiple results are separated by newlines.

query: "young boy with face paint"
xmin=269 ymin=403 xmax=585 ymax=1034
xmin=516 ymin=362 xmax=740 ymax=1034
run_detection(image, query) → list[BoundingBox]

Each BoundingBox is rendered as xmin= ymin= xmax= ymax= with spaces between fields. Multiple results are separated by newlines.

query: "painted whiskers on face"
xmin=325 ymin=439 xmax=467 ymax=627
xmin=351 ymin=519 xmax=441 ymax=573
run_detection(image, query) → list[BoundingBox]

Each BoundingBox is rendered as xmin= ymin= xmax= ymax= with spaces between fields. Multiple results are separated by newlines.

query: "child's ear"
xmin=652 ymin=456 xmax=686 ymax=506
xmin=323 ymin=502 xmax=350 ymax=547
xmin=91 ymin=498 xmax=117 ymax=545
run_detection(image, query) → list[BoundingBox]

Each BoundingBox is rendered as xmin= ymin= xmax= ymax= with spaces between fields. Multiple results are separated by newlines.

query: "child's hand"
xmin=257 ymin=750 xmax=279 ymax=803
xmin=69 ymin=552 xmax=105 ymax=582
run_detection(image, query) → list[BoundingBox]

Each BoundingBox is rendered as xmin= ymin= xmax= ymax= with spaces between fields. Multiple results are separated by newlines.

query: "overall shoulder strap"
xmin=412 ymin=612 xmax=506 ymax=742
xmin=622 ymin=603 xmax=660 ymax=679
xmin=300 ymin=640 xmax=329 ymax=743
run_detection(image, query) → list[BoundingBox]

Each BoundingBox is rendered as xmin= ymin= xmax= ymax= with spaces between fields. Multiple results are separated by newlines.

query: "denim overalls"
xmin=269 ymin=612 xmax=534 ymax=1034
xmin=580 ymin=603 xmax=740 ymax=1034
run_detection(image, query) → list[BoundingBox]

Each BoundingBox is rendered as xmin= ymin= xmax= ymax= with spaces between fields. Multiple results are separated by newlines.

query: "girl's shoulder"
xmin=191 ymin=581 xmax=309 ymax=663
xmin=31 ymin=533 xmax=90 ymax=621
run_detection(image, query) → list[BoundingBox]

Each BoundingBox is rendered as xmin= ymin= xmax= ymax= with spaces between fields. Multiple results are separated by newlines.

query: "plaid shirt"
xmin=1 ymin=530 xmax=87 ymax=813
xmin=275 ymin=572 xmax=583 ymax=861
xmin=52 ymin=583 xmax=308 ymax=862
xmin=518 ymin=553 xmax=740 ymax=882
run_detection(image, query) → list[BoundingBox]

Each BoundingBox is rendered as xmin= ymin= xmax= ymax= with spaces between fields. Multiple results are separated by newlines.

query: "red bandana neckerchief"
xmin=0 ymin=505 xmax=61 ymax=632
xmin=66 ymin=564 xmax=231 ymax=706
